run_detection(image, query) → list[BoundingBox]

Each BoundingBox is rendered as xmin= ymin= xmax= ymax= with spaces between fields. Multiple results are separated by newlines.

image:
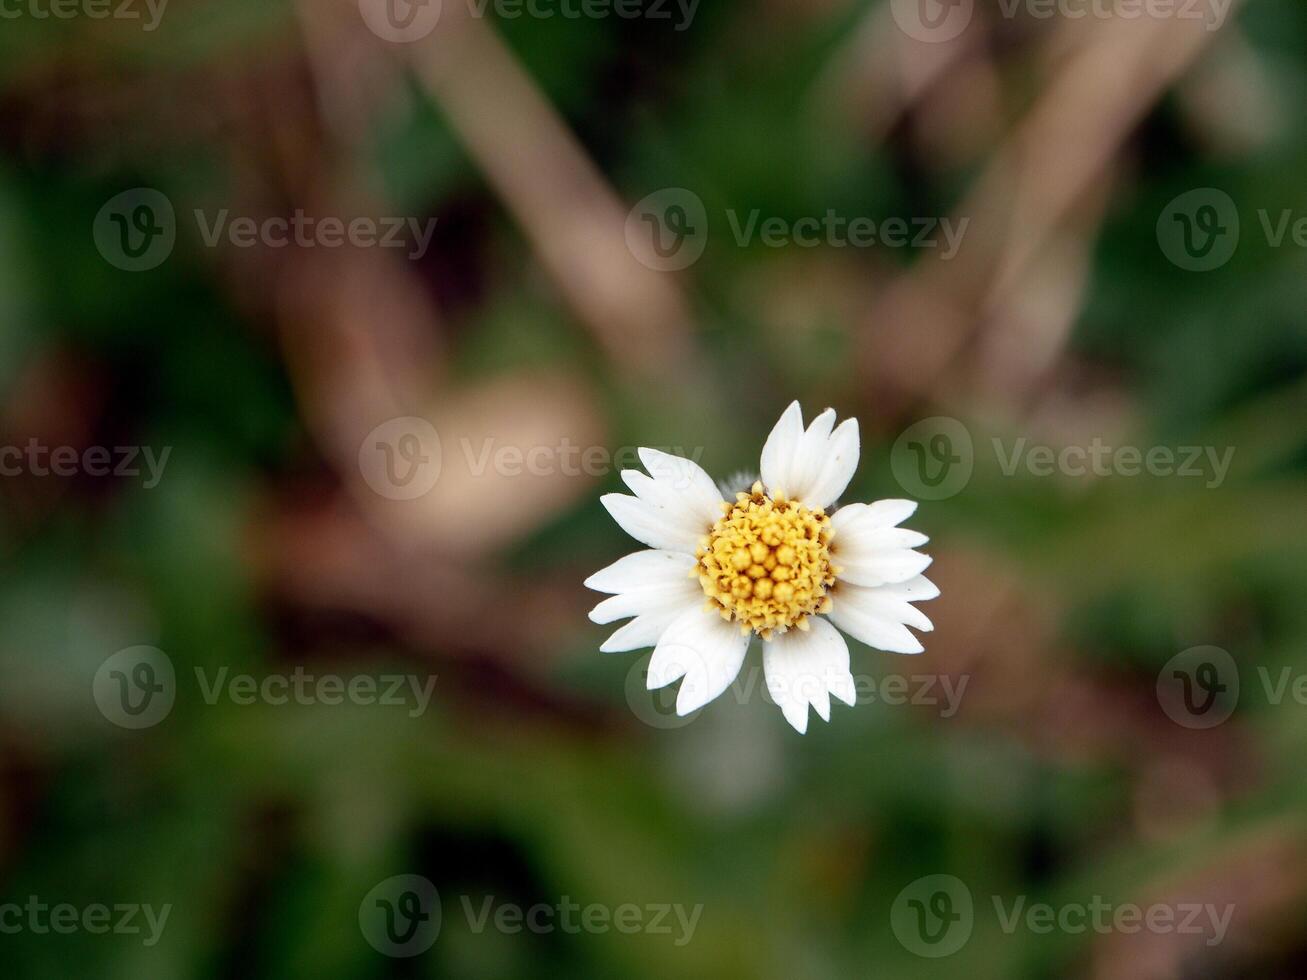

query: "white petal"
xmin=759 ymin=401 xmax=803 ymax=498
xmin=601 ymin=604 xmax=696 ymax=653
xmin=620 ymin=471 xmax=715 ymax=541
xmin=589 ymin=584 xmax=701 ymax=625
xmin=646 ymin=606 xmax=750 ymax=716
xmin=586 ymin=550 xmax=701 ymax=652
xmin=763 ymin=617 xmax=854 ymax=733
xmin=584 ymin=549 xmax=696 ymax=594
xmin=760 ymin=403 xmax=862 ymax=508
xmin=838 ymin=524 xmax=929 ymax=553
xmin=801 ymin=417 xmax=860 ymax=510
xmin=637 ymin=448 xmax=723 ymax=529
xmin=601 ymin=493 xmax=704 ymax=554
xmin=789 ymin=408 xmax=836 ymax=503
xmin=837 ymin=550 xmax=933 ymax=588
xmin=858 ymin=498 xmax=918 ymax=528
xmin=832 ymin=499 xmax=926 ymax=538
xmin=879 ymin=574 xmax=940 ymax=602
xmin=831 ymin=502 xmax=932 ymax=587
xmin=828 ymin=584 xmax=929 ymax=654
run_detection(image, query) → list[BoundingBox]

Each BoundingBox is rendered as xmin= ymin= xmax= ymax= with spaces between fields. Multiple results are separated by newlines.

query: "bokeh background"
xmin=2 ymin=0 xmax=1307 ymax=976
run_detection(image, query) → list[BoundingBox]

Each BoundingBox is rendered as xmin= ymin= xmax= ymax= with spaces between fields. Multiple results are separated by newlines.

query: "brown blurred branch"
xmin=400 ymin=3 xmax=699 ymax=376
xmin=858 ymin=6 xmax=1246 ymax=415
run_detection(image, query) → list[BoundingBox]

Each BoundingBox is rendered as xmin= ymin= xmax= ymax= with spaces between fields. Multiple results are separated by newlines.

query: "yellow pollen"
xmin=696 ymin=482 xmax=835 ymax=639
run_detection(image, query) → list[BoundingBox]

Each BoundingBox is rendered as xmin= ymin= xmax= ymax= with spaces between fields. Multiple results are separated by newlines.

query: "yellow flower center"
xmin=697 ymin=482 xmax=834 ymax=639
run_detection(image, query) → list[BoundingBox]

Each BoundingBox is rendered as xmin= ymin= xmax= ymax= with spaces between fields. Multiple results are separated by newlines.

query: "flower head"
xmin=586 ymin=402 xmax=938 ymax=733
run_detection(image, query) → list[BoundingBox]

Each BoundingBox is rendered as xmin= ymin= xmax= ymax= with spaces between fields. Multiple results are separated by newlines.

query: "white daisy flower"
xmin=586 ymin=401 xmax=939 ymax=733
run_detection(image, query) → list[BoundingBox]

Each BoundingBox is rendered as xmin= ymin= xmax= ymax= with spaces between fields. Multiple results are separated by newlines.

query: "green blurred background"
xmin=2 ymin=0 xmax=1307 ymax=976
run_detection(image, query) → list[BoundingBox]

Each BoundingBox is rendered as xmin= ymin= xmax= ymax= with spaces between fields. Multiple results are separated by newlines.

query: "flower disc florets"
xmin=697 ymin=482 xmax=835 ymax=639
